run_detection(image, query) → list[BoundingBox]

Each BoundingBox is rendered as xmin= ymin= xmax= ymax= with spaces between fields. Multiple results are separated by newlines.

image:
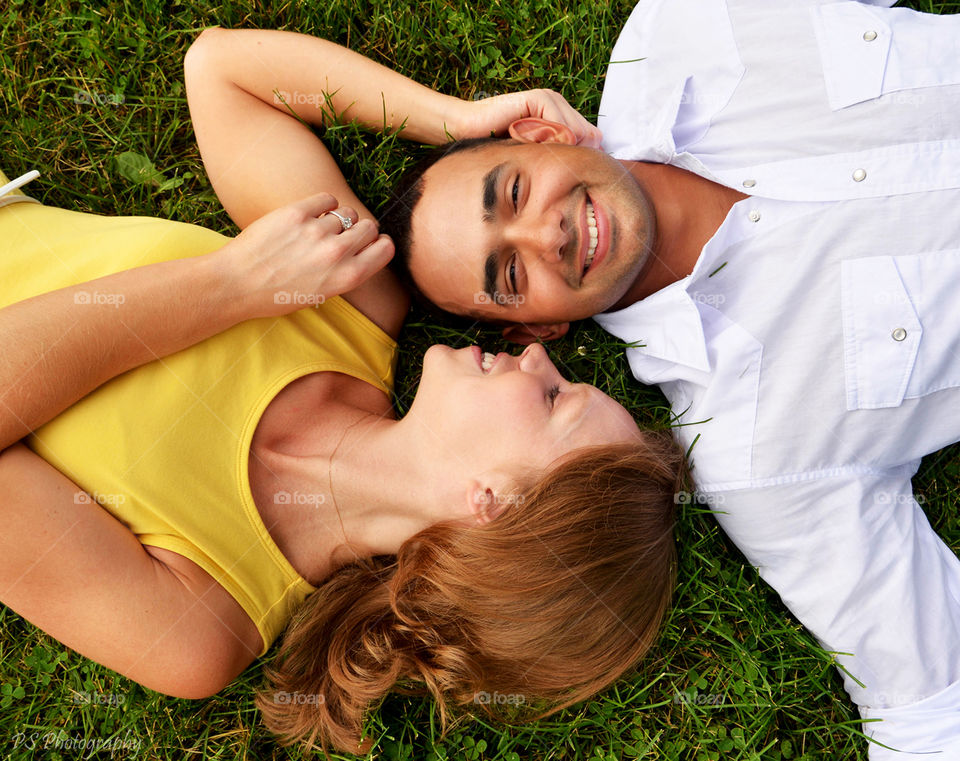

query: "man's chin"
xmin=585 ymin=280 xmax=637 ymax=317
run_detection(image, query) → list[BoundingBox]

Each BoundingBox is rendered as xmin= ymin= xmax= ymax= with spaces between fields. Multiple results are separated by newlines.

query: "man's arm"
xmin=707 ymin=472 xmax=960 ymax=758
xmin=0 ymin=194 xmax=390 ymax=451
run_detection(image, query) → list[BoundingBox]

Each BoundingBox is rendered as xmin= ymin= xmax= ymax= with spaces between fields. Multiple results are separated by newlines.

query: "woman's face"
xmin=407 ymin=343 xmax=642 ymax=478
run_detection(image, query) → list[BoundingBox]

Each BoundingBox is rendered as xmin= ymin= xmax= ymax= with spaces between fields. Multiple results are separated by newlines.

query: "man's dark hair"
xmin=379 ymin=136 xmax=505 ymax=316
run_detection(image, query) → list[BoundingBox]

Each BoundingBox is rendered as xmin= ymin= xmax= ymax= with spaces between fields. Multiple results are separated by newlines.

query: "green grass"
xmin=2 ymin=0 xmax=960 ymax=759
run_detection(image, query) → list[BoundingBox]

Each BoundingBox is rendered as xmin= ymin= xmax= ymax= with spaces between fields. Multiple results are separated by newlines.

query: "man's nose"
xmin=510 ymin=210 xmax=567 ymax=263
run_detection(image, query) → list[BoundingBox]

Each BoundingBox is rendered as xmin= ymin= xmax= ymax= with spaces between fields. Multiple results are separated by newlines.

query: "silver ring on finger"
xmin=326 ymin=209 xmax=354 ymax=232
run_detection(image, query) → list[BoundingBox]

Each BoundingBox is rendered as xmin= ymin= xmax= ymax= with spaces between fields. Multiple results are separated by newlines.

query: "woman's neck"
xmin=251 ymin=399 xmax=464 ymax=583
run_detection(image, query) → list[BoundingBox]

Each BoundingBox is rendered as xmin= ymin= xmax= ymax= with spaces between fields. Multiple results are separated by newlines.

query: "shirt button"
xmin=852 ymin=168 xmax=867 ymax=182
xmin=863 ymin=30 xmax=878 ymax=42
xmin=742 ymin=179 xmax=757 ymax=188
xmin=748 ymin=210 xmax=761 ymax=222
xmin=892 ymin=327 xmax=907 ymax=342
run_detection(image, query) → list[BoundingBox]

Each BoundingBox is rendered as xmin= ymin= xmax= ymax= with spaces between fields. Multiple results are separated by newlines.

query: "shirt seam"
xmin=697 ymin=461 xmax=919 ymax=493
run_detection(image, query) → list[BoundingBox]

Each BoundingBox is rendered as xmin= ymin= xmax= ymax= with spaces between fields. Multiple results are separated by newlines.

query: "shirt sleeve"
xmin=704 ymin=469 xmax=960 ymax=756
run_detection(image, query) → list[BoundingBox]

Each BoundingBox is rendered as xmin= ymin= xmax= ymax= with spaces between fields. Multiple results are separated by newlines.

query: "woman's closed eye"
xmin=547 ymin=384 xmax=560 ymax=408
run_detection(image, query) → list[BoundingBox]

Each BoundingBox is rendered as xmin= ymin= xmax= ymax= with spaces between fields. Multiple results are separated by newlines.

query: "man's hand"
xmin=218 ymin=193 xmax=395 ymax=319
xmin=456 ymin=89 xmax=603 ymax=148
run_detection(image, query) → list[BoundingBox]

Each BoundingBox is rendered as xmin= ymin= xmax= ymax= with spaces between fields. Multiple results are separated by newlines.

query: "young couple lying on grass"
xmin=7 ymin=4 xmax=960 ymax=757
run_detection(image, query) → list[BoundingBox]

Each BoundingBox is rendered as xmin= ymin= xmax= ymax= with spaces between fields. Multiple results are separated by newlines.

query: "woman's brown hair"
xmin=256 ymin=433 xmax=685 ymax=754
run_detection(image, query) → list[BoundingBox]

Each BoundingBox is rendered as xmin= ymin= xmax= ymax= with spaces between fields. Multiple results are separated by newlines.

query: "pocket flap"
xmin=812 ymin=2 xmax=891 ymax=110
xmin=841 ymin=256 xmax=922 ymax=410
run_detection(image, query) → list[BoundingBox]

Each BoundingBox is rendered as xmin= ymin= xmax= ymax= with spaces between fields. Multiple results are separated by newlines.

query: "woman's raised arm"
xmin=183 ymin=27 xmax=600 ymax=227
xmin=185 ymin=28 xmax=413 ymax=335
xmin=184 ymin=27 xmax=459 ymax=229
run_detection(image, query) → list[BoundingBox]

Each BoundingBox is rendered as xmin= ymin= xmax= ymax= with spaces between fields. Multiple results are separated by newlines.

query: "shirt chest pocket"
xmin=841 ymin=252 xmax=960 ymax=410
xmin=812 ymin=2 xmax=960 ymax=111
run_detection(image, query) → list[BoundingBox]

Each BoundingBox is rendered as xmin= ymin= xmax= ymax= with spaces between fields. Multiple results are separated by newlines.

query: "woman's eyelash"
xmin=547 ymin=384 xmax=560 ymax=407
xmin=512 ymin=177 xmax=520 ymax=210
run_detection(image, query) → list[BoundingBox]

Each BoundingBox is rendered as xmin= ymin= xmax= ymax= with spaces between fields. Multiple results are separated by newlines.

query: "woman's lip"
xmin=487 ymin=351 xmax=509 ymax=373
xmin=585 ymin=196 xmax=609 ymax=279
xmin=474 ymin=346 xmax=505 ymax=374
xmin=472 ymin=345 xmax=483 ymax=370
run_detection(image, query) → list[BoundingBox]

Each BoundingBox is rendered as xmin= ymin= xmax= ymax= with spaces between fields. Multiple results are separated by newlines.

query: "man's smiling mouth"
xmin=583 ymin=199 xmax=598 ymax=275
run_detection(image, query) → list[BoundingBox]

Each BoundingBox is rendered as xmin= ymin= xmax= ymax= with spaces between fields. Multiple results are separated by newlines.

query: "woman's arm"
xmin=185 ymin=28 xmax=415 ymax=335
xmin=0 ymin=194 xmax=390 ymax=451
xmin=0 ymin=443 xmax=258 ymax=697
xmin=184 ymin=28 xmax=599 ymax=228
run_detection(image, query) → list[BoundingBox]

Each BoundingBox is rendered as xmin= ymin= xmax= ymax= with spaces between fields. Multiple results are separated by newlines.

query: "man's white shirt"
xmin=595 ymin=0 xmax=960 ymax=756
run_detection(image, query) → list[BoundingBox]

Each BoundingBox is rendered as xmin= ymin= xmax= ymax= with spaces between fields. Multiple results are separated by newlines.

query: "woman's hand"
xmin=217 ymin=194 xmax=395 ymax=318
xmin=454 ymin=89 xmax=603 ymax=148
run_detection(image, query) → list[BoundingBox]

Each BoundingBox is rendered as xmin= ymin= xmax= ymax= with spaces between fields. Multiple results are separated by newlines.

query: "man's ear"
xmin=508 ymin=117 xmax=577 ymax=146
xmin=501 ymin=322 xmax=570 ymax=345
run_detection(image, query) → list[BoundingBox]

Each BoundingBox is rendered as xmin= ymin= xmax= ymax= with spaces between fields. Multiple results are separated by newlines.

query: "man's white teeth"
xmin=481 ymin=352 xmax=495 ymax=372
xmin=584 ymin=200 xmax=598 ymax=274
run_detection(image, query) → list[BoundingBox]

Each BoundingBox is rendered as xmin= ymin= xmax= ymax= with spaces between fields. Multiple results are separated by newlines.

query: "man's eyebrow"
xmin=482 ymin=162 xmax=507 ymax=223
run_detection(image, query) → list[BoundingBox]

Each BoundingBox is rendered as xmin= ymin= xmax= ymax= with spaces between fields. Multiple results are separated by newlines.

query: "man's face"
xmin=408 ymin=140 xmax=655 ymax=325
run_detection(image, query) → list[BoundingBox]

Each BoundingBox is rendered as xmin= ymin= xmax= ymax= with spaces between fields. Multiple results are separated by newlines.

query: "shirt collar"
xmin=599 ymin=75 xmax=687 ymax=165
xmin=593 ymin=277 xmax=711 ymax=375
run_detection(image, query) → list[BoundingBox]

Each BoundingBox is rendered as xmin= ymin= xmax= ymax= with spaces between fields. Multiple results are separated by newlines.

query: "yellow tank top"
xmin=0 ymin=187 xmax=397 ymax=654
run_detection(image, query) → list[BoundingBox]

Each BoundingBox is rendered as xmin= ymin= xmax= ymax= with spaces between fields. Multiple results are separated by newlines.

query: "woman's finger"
xmin=318 ymin=205 xmax=360 ymax=233
xmin=338 ymin=217 xmax=381 ymax=252
xmin=346 ymin=234 xmax=395 ymax=282
xmin=287 ymin=192 xmax=339 ymax=218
